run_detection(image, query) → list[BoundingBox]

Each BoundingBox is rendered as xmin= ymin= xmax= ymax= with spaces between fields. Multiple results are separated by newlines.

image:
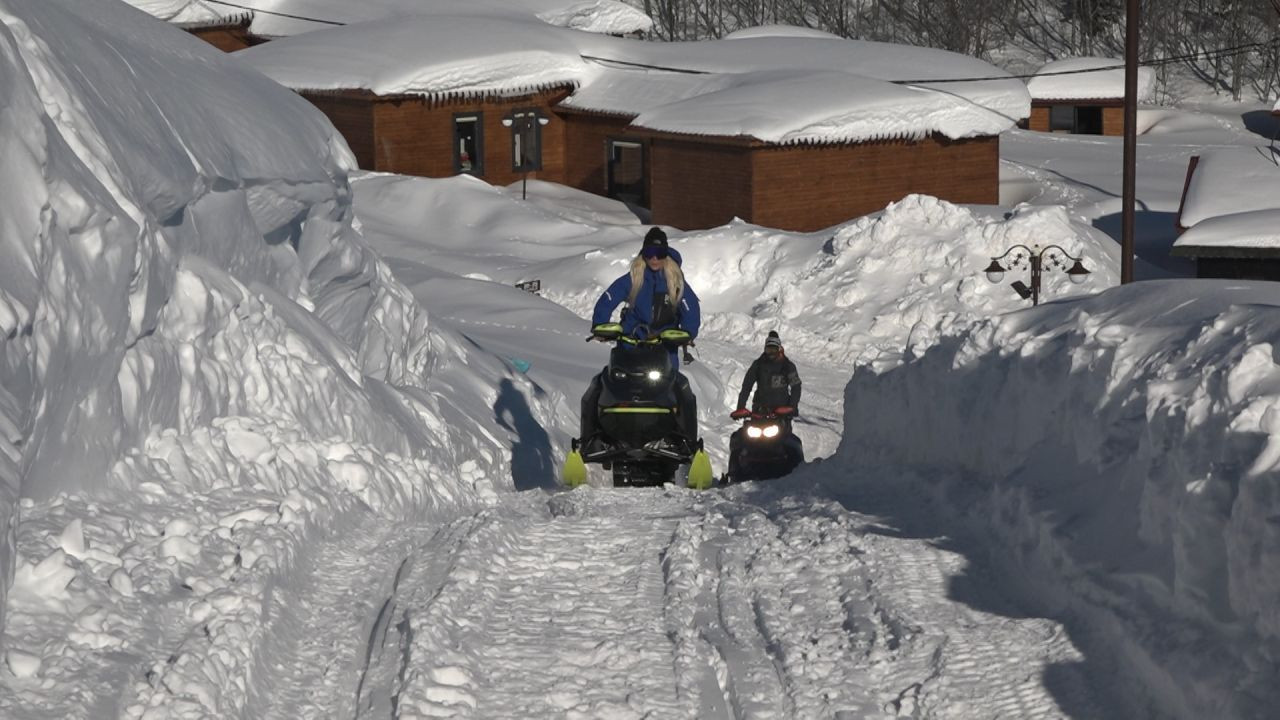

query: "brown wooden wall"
xmin=1029 ymin=102 xmax=1124 ymax=135
xmin=1028 ymin=105 xmax=1051 ymax=132
xmin=369 ymin=90 xmax=570 ymax=186
xmin=187 ymin=26 xmax=253 ymax=52
xmin=1101 ymin=106 xmax=1124 ymax=136
xmin=648 ymin=138 xmax=754 ymax=231
xmin=748 ymin=135 xmax=999 ymax=232
xmin=561 ymin=112 xmax=642 ymax=196
xmin=303 ymin=94 xmax=375 ymax=168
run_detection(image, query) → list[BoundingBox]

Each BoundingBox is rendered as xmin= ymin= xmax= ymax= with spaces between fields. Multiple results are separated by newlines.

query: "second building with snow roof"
xmin=238 ymin=16 xmax=1032 ymax=232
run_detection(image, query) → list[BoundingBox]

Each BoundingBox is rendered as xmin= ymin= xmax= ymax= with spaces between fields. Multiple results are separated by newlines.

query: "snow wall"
xmin=0 ymin=0 xmax=486 ymax=662
xmin=839 ymin=280 xmax=1280 ymax=718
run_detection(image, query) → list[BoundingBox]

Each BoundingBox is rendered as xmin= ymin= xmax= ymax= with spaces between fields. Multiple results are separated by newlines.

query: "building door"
xmin=607 ymin=140 xmax=646 ymax=206
xmin=1074 ymin=106 xmax=1104 ymax=135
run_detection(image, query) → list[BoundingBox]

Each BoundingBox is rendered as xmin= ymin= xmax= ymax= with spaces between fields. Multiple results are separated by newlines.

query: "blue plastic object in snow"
xmin=508 ymin=357 xmax=532 ymax=373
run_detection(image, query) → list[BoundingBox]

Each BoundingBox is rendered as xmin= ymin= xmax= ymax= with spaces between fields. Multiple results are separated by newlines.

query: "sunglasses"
xmin=641 ymin=247 xmax=668 ymax=260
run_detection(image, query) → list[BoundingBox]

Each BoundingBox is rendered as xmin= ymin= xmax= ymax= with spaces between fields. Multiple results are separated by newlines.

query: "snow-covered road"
xmin=240 ymin=482 xmax=1104 ymax=719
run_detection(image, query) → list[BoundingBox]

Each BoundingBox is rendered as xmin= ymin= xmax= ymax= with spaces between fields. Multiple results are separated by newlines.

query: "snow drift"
xmin=0 ymin=1 xmax=559 ymax=715
xmin=838 ymin=280 xmax=1280 ymax=718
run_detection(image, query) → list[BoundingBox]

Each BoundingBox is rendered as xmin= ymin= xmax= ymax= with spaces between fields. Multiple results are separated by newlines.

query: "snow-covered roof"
xmin=240 ymin=16 xmax=1030 ymax=144
xmin=723 ymin=24 xmax=842 ymax=40
xmin=1178 ymin=147 xmax=1280 ymax=228
xmin=1026 ymin=57 xmax=1154 ymax=101
xmin=123 ymin=0 xmax=238 ymax=25
xmin=1174 ymin=147 xmax=1280 ymax=252
xmin=626 ymin=69 xmax=1016 ymax=144
xmin=239 ymin=16 xmax=590 ymax=100
xmin=1173 ymin=208 xmax=1280 ymax=254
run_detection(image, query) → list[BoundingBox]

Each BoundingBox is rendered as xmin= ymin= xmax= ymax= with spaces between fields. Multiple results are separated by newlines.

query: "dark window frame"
xmin=606 ymin=138 xmax=647 ymax=207
xmin=453 ymin=112 xmax=484 ymax=176
xmin=508 ymin=108 xmax=543 ymax=172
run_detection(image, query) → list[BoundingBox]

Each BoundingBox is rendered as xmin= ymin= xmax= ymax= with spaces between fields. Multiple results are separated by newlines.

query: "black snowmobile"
xmin=564 ymin=324 xmax=713 ymax=489
xmin=724 ymin=411 xmax=804 ymax=483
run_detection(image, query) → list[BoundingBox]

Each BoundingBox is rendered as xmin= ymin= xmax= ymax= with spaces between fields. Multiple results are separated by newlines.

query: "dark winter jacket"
xmin=737 ymin=353 xmax=801 ymax=413
xmin=591 ymin=248 xmax=701 ymax=338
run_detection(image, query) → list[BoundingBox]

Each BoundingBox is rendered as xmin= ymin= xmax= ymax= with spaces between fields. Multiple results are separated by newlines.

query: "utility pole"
xmin=1121 ymin=0 xmax=1139 ymax=284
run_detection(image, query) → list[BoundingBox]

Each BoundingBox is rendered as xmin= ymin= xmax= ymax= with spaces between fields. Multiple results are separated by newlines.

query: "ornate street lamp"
xmin=984 ymin=244 xmax=1090 ymax=306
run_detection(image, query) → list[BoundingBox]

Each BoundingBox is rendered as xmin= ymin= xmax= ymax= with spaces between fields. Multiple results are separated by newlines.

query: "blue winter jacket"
xmin=592 ymin=248 xmax=701 ymax=339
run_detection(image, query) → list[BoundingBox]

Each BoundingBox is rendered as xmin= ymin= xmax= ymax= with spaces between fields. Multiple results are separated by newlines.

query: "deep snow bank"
xmin=0 ymin=0 xmax=545 ymax=714
xmin=839 ymin=280 xmax=1280 ymax=718
xmin=533 ymin=194 xmax=1119 ymax=370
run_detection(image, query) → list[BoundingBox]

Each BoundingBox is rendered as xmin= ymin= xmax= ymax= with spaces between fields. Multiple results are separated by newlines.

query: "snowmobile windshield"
xmin=608 ymin=343 xmax=669 ymax=377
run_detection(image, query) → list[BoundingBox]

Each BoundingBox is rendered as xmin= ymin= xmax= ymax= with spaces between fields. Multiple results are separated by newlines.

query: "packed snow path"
xmin=244 ymin=485 xmax=1101 ymax=719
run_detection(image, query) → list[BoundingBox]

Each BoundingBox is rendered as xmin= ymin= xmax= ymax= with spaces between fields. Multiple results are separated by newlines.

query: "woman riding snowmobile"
xmin=567 ymin=227 xmax=709 ymax=487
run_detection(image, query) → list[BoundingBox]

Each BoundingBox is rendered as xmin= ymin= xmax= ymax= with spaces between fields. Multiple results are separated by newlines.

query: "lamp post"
xmin=501 ymin=112 xmax=551 ymax=200
xmin=983 ymin=244 xmax=1091 ymax=306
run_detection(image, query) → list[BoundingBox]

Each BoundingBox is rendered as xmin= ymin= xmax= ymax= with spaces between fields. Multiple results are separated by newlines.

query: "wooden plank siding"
xmin=648 ymin=138 xmax=754 ymax=230
xmin=750 ymin=135 xmax=1000 ymax=231
xmin=186 ymin=26 xmax=255 ymax=52
xmin=561 ymin=111 xmax=644 ymax=196
xmin=302 ymin=93 xmax=376 ymax=168
xmin=1101 ymin=106 xmax=1125 ymax=136
xmin=370 ymin=90 xmax=571 ymax=185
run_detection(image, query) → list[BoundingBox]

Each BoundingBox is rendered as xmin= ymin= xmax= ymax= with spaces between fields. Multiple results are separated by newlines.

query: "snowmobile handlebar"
xmin=586 ymin=325 xmax=694 ymax=348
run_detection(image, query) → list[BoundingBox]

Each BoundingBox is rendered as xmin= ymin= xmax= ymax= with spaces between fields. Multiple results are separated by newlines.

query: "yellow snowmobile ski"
xmin=563 ymin=448 xmax=588 ymax=488
xmin=687 ymin=450 xmax=714 ymax=490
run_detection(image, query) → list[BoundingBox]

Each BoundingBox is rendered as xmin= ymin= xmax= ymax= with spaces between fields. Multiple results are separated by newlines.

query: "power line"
xmin=889 ymin=37 xmax=1280 ymax=84
xmin=196 ymin=4 xmax=1280 ymax=88
xmin=204 ymin=0 xmax=346 ymax=26
xmin=580 ymin=54 xmax=709 ymax=74
xmin=584 ymin=37 xmax=1280 ymax=85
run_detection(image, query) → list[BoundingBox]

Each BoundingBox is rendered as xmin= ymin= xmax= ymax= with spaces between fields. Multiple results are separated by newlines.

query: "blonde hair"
xmin=626 ymin=255 xmax=684 ymax=308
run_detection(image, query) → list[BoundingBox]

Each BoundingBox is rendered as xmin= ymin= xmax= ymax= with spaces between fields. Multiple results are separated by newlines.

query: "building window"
xmin=508 ymin=109 xmax=543 ymax=171
xmin=607 ymin=139 xmax=646 ymax=206
xmin=1047 ymin=104 xmax=1104 ymax=135
xmin=1049 ymin=105 xmax=1074 ymax=133
xmin=454 ymin=113 xmax=483 ymax=175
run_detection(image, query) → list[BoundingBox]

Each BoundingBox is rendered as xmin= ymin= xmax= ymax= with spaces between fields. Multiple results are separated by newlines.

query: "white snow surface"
xmin=1177 ymin=146 xmax=1280 ymax=230
xmin=3 ymin=0 xmax=1280 ymax=717
xmin=841 ymin=281 xmax=1280 ymax=718
xmin=124 ymin=0 xmax=653 ymax=36
xmin=1173 ymin=208 xmax=1280 ymax=251
xmin=1026 ymin=56 xmax=1155 ymax=101
xmin=238 ymin=17 xmax=1030 ymax=143
xmin=723 ymin=23 xmax=842 ymax=40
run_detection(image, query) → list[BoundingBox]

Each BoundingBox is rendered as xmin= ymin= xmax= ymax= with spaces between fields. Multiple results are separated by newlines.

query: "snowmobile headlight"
xmin=746 ymin=426 xmax=763 ymax=438
xmin=611 ymin=368 xmax=627 ymax=381
xmin=762 ymin=424 xmax=780 ymax=438
xmin=646 ymin=370 xmax=662 ymax=381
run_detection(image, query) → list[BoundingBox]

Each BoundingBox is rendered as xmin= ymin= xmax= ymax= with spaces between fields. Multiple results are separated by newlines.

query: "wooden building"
xmin=302 ymin=87 xmax=573 ymax=187
xmin=1026 ymin=100 xmax=1123 ymax=136
xmin=180 ymin=14 xmax=263 ymax=53
xmin=1023 ymin=58 xmax=1152 ymax=136
xmin=239 ymin=16 xmax=1028 ymax=232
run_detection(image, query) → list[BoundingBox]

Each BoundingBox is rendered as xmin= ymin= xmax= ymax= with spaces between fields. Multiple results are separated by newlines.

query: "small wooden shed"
xmin=1024 ymin=58 xmax=1153 ymax=136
